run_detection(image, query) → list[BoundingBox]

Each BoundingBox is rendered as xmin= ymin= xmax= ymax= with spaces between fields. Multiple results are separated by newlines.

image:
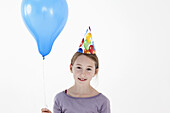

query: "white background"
xmin=0 ymin=0 xmax=170 ymax=113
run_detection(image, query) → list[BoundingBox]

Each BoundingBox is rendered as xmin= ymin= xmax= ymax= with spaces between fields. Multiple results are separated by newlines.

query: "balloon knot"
xmin=89 ymin=26 xmax=91 ymax=31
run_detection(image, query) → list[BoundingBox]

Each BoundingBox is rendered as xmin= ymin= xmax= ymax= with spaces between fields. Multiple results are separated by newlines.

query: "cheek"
xmin=87 ymin=69 xmax=96 ymax=75
xmin=87 ymin=71 xmax=95 ymax=76
xmin=73 ymin=69 xmax=81 ymax=75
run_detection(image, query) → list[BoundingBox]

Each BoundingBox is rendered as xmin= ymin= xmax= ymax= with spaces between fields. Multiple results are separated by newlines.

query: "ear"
xmin=70 ymin=64 xmax=73 ymax=73
xmin=94 ymin=68 xmax=99 ymax=76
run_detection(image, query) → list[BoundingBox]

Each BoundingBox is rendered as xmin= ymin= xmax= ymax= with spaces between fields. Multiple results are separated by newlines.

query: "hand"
xmin=41 ymin=108 xmax=52 ymax=113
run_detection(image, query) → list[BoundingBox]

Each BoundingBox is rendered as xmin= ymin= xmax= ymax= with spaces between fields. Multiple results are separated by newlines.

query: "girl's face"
xmin=70 ymin=55 xmax=98 ymax=85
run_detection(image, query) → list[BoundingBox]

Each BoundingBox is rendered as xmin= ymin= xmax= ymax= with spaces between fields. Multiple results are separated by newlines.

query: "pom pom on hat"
xmin=77 ymin=26 xmax=96 ymax=54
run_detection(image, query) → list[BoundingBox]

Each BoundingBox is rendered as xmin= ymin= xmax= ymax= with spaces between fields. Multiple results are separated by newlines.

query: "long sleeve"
xmin=53 ymin=96 xmax=62 ymax=113
xmin=100 ymin=99 xmax=111 ymax=113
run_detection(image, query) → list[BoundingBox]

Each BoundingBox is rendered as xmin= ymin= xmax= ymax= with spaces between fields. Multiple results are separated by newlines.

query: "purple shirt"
xmin=53 ymin=90 xmax=110 ymax=113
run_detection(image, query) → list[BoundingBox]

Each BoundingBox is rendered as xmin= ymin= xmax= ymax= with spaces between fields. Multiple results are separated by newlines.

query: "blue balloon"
xmin=21 ymin=0 xmax=68 ymax=58
xmin=78 ymin=48 xmax=83 ymax=53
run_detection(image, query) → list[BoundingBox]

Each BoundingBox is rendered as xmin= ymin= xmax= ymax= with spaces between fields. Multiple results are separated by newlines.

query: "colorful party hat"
xmin=77 ymin=26 xmax=96 ymax=54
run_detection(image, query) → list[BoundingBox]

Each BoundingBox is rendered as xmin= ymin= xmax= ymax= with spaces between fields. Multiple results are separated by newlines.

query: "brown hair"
xmin=71 ymin=52 xmax=99 ymax=70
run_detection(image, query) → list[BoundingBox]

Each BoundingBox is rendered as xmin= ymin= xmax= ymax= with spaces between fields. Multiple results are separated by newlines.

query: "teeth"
xmin=79 ymin=78 xmax=86 ymax=80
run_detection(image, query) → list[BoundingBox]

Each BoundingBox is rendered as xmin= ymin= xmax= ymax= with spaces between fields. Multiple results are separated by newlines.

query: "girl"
xmin=41 ymin=27 xmax=110 ymax=113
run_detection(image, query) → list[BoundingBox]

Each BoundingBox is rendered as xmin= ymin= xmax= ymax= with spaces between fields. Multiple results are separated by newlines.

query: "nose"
xmin=80 ymin=69 xmax=86 ymax=77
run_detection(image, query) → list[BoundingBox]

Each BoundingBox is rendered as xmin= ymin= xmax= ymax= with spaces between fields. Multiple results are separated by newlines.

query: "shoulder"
xmin=96 ymin=93 xmax=111 ymax=112
xmin=54 ymin=91 xmax=65 ymax=102
xmin=96 ymin=93 xmax=110 ymax=105
xmin=99 ymin=93 xmax=110 ymax=102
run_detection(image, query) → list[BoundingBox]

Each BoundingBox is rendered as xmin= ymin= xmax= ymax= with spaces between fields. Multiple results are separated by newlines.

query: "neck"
xmin=72 ymin=83 xmax=93 ymax=95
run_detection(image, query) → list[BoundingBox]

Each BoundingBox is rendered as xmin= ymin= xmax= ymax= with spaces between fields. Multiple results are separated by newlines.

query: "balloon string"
xmin=43 ymin=59 xmax=48 ymax=108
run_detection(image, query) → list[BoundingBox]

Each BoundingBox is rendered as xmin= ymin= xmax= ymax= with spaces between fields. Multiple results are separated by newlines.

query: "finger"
xmin=41 ymin=108 xmax=49 ymax=112
xmin=42 ymin=110 xmax=51 ymax=113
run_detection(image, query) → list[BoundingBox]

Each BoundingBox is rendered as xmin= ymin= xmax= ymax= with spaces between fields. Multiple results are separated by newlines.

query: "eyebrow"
xmin=76 ymin=64 xmax=93 ymax=68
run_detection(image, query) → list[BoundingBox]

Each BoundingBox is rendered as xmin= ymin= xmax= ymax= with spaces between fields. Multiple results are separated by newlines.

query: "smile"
xmin=78 ymin=78 xmax=87 ymax=81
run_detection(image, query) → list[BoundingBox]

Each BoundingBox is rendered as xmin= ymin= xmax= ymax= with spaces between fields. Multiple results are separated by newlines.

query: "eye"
xmin=77 ymin=67 xmax=81 ymax=69
xmin=87 ymin=68 xmax=92 ymax=71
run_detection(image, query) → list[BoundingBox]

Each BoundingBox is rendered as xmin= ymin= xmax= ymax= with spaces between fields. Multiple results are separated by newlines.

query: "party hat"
xmin=77 ymin=26 xmax=96 ymax=54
